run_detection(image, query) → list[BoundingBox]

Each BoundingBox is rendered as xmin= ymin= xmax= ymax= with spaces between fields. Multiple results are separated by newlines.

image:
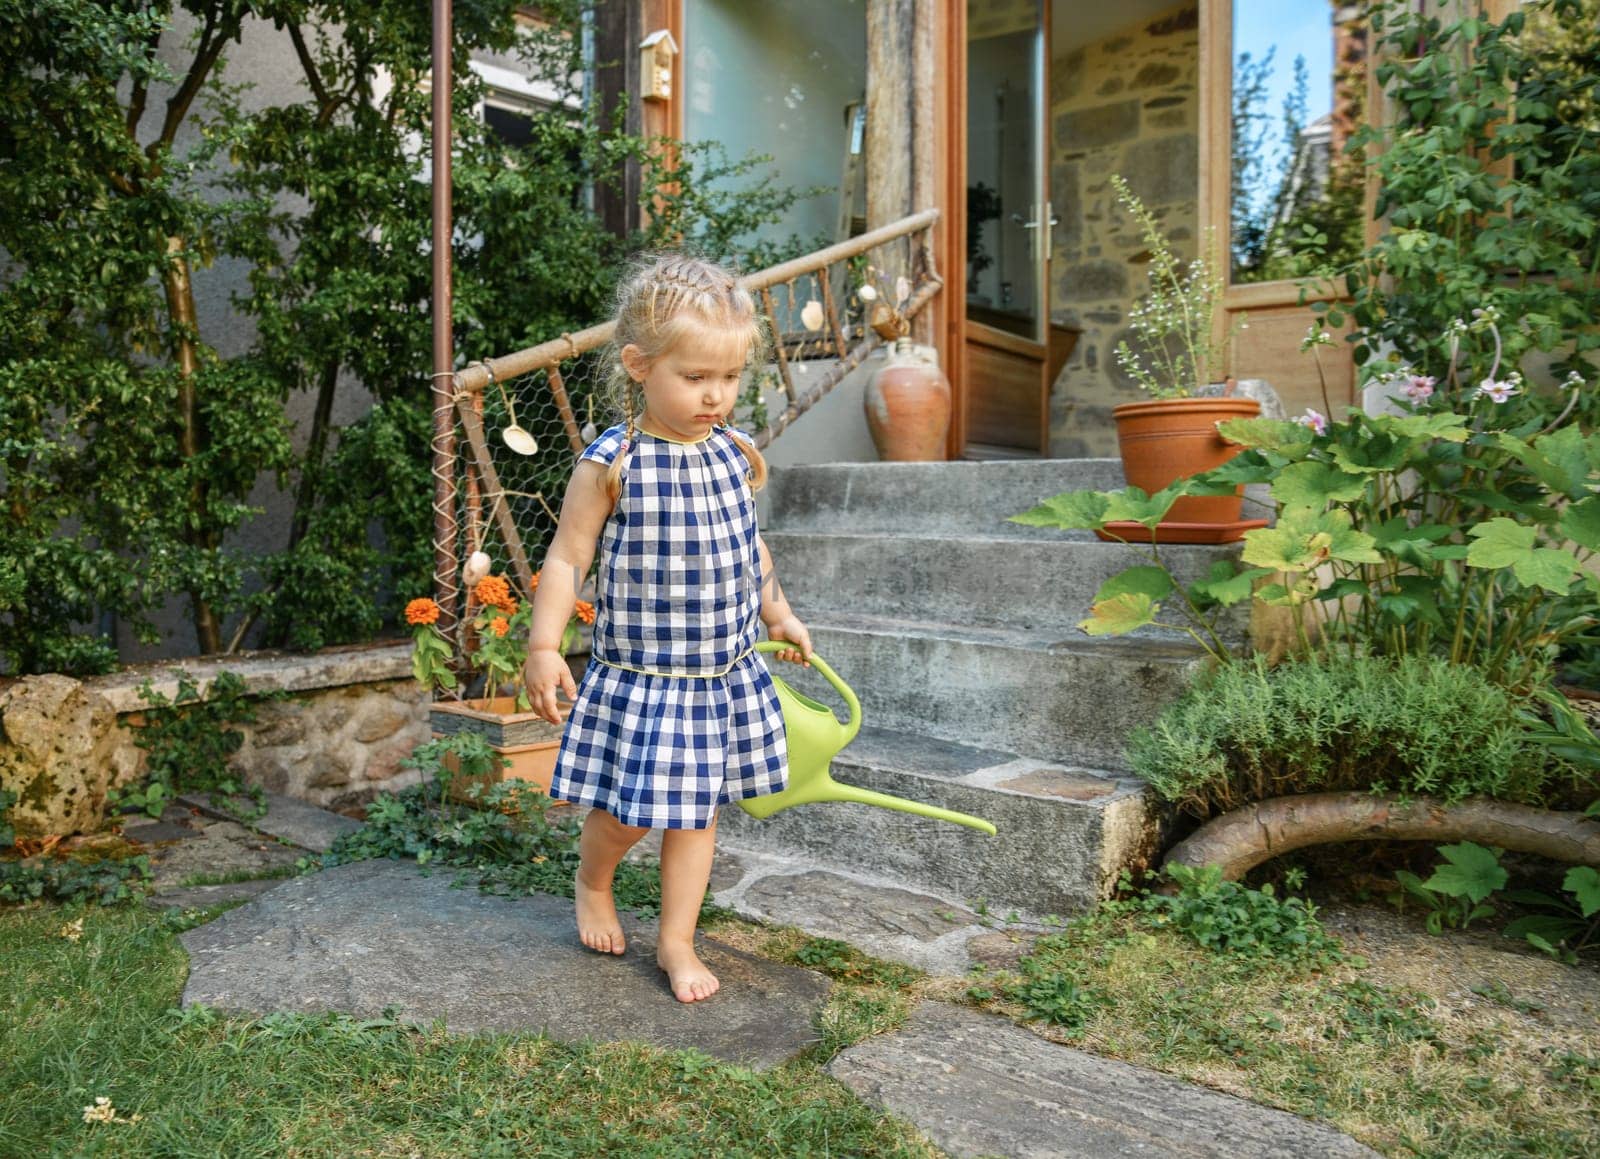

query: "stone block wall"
xmin=0 ymin=642 xmax=432 ymax=838
xmin=1048 ymin=3 xmax=1201 ymax=457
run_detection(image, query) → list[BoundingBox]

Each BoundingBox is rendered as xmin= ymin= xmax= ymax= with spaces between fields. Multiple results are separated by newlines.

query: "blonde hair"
xmin=600 ymin=254 xmax=770 ymax=501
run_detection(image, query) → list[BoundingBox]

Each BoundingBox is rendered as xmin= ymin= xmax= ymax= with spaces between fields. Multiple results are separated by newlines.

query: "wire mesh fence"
xmin=436 ymin=210 xmax=942 ymax=632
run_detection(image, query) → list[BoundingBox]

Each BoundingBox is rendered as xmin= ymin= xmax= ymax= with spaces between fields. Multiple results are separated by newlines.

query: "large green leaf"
xmin=1329 ymin=431 xmax=1413 ymax=475
xmin=1078 ymin=591 xmax=1157 ymax=636
xmin=1270 ymin=460 xmax=1368 ymax=512
xmin=1195 ymin=451 xmax=1277 ymax=486
xmin=1102 ymin=482 xmax=1188 ymax=529
xmin=1565 ymin=866 xmax=1600 ymax=918
xmin=1094 ymin=566 xmax=1174 ymax=604
xmin=1242 ymin=508 xmax=1381 ymax=572
xmin=1466 ymin=518 xmax=1537 ymax=567
xmin=1496 ymin=426 xmax=1594 ymax=499
xmin=1373 ymin=519 xmax=1456 ymax=567
xmin=1189 ymin=564 xmax=1274 ymax=608
xmin=1558 ymin=496 xmax=1600 ymax=551
xmin=1009 ymin=490 xmax=1109 ymax=530
xmin=1215 ymin=417 xmax=1315 ymax=453
xmin=1422 ymin=842 xmax=1507 ymax=904
xmin=1467 ymin=518 xmax=1579 ymax=593
xmin=1369 ymin=411 xmax=1471 ymax=443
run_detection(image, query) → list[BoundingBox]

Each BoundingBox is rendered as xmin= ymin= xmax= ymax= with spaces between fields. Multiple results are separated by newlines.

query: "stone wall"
xmin=0 ymin=642 xmax=431 ymax=838
xmin=1048 ymin=3 xmax=1201 ymax=457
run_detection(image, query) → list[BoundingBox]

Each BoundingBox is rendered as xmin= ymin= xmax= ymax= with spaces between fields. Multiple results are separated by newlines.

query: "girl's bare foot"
xmin=657 ymin=940 xmax=719 ymax=1002
xmin=575 ymin=870 xmax=626 ymax=954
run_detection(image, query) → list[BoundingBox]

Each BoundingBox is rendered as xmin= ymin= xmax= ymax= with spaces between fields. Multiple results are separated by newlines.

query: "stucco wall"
xmin=1048 ymin=3 xmax=1201 ymax=457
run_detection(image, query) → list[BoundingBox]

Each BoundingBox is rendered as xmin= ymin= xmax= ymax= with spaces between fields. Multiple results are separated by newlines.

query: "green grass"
xmin=174 ymin=865 xmax=301 ymax=889
xmin=960 ymin=900 xmax=1600 ymax=1159
xmin=0 ymin=903 xmax=941 ymax=1158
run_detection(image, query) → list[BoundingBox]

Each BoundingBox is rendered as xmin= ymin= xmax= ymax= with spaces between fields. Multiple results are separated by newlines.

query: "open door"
xmin=960 ymin=0 xmax=1057 ymax=458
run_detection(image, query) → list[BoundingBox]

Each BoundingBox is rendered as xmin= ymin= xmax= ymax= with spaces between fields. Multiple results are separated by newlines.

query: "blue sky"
xmin=1234 ymin=0 xmax=1334 ymax=137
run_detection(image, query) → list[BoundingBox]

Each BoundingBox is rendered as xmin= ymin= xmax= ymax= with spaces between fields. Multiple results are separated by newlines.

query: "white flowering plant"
xmin=1111 ymin=173 xmax=1241 ymax=400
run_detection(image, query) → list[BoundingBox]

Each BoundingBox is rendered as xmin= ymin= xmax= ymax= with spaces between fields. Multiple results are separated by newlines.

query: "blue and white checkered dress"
xmin=549 ymin=424 xmax=788 ymax=829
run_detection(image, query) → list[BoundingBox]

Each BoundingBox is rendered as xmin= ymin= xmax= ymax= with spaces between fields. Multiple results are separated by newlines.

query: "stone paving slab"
xmin=712 ymin=842 xmax=1029 ymax=976
xmin=181 ymin=859 xmax=832 ymax=1069
xmin=828 ymin=1002 xmax=1381 ymax=1159
xmin=178 ymin=790 xmax=360 ymax=853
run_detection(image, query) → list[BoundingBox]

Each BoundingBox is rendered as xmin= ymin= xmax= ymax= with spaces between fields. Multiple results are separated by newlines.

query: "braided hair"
xmin=600 ymin=254 xmax=770 ymax=502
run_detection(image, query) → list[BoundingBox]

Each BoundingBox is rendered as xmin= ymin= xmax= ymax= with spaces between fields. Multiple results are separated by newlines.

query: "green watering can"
xmin=740 ymin=641 xmax=998 ymax=836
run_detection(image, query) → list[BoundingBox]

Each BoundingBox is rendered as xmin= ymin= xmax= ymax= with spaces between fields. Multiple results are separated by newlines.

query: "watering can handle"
xmin=755 ymin=640 xmax=862 ymax=747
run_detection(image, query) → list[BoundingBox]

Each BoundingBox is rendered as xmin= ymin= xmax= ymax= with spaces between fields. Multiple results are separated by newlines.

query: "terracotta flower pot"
xmin=430 ymin=695 xmax=569 ymax=805
xmin=864 ymin=339 xmax=951 ymax=461
xmin=1105 ymin=396 xmax=1264 ymax=543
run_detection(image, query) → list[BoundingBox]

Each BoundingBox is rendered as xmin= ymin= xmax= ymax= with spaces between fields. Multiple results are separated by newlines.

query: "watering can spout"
xmin=741 ymin=642 xmax=997 ymax=836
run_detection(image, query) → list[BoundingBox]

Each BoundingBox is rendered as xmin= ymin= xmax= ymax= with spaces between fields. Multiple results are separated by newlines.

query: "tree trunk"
xmin=162 ymin=236 xmax=222 ymax=655
xmin=288 ymin=359 xmax=341 ymax=552
xmin=1163 ymin=792 xmax=1600 ymax=881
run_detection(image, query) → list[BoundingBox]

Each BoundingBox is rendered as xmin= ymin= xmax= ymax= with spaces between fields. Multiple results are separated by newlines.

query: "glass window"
xmin=1230 ymin=0 xmax=1366 ymax=284
xmin=683 ymin=0 xmax=867 ymax=251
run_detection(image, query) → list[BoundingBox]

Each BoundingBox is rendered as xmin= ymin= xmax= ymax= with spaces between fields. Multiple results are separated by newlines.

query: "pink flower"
xmin=1294 ymin=408 xmax=1328 ymax=436
xmin=1476 ymin=378 xmax=1519 ymax=404
xmin=1404 ymin=375 xmax=1436 ymax=403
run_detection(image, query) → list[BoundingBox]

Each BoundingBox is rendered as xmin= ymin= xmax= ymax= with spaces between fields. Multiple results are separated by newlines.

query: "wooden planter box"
xmin=429 ymin=696 xmax=569 ymax=805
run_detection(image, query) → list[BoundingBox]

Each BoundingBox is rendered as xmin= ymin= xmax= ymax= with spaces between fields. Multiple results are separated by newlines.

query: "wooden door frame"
xmin=936 ymin=0 xmax=968 ymax=457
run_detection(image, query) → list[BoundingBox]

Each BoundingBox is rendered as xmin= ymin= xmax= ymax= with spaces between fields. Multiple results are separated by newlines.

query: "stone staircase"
xmin=721 ymin=459 xmax=1244 ymax=918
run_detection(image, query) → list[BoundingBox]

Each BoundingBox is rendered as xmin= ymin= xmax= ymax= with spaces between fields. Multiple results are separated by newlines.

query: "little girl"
xmin=523 ymin=254 xmax=811 ymax=1004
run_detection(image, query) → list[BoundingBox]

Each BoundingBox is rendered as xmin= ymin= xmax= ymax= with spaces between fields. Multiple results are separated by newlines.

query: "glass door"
xmin=966 ymin=1 xmax=1048 ymax=340
xmin=963 ymin=0 xmax=1052 ymax=453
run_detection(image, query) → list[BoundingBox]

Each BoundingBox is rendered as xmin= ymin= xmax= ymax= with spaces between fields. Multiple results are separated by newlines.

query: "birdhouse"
xmin=639 ymin=30 xmax=678 ymax=103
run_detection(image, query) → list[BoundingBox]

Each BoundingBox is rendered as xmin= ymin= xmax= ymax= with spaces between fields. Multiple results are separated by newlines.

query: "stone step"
xmin=766 ymin=529 xmax=1246 ymax=641
xmin=718 ymin=724 xmax=1152 ymax=917
xmin=766 ymin=459 xmax=1128 ymax=539
xmin=791 ymin=613 xmax=1203 ymax=768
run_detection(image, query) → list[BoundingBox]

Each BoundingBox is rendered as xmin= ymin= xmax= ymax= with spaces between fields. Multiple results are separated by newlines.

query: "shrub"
xmin=1128 ymin=652 xmax=1592 ymax=818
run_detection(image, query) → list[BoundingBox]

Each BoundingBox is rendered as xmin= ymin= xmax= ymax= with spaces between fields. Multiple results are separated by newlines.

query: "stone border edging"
xmin=88 ymin=640 xmax=413 ymax=714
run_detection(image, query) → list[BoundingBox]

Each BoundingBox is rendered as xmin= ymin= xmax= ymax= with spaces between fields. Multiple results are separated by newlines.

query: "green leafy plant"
xmin=115 ymin=672 xmax=268 ymax=822
xmin=1146 ymin=863 xmax=1345 ymax=964
xmin=0 ymin=788 xmax=14 ymax=849
xmin=0 ymin=853 xmax=151 ymax=907
xmin=1390 ymin=842 xmax=1509 ymax=935
xmin=1334 ymin=2 xmax=1600 ymax=409
xmin=1503 ymin=865 xmax=1600 ymax=963
xmin=316 ymin=736 xmax=672 ymax=918
xmin=1128 ymin=653 xmax=1583 ymax=818
xmin=1004 ymin=960 xmax=1106 ymax=1033
xmin=792 ymin=937 xmax=920 ymax=988
xmin=1109 ymin=174 xmax=1239 ymax=399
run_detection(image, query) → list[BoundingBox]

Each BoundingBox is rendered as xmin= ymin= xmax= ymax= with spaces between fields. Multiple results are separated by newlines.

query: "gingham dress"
xmin=549 ymin=424 xmax=788 ymax=829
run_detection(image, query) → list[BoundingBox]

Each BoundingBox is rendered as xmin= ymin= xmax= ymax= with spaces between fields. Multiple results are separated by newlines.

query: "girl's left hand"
xmin=766 ymin=615 xmax=813 ymax=666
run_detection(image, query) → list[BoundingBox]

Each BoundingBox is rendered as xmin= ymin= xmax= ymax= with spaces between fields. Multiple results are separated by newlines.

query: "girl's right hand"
xmin=524 ymin=648 xmax=577 ymax=725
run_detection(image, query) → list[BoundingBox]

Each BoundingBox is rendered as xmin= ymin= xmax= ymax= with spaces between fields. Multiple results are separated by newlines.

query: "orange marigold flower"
xmin=529 ymin=570 xmax=541 ymax=592
xmin=574 ymin=600 xmax=596 ymax=625
xmin=474 ymin=575 xmax=515 ymax=613
xmin=489 ymin=616 xmax=511 ymax=638
xmin=405 ymin=598 xmax=441 ymax=626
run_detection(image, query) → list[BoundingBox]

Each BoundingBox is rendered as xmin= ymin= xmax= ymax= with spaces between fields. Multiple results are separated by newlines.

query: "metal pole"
xmin=430 ymin=0 xmax=459 ymax=633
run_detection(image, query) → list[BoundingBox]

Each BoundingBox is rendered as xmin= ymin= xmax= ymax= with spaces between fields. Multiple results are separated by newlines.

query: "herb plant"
xmin=1110 ymin=174 xmax=1238 ymax=400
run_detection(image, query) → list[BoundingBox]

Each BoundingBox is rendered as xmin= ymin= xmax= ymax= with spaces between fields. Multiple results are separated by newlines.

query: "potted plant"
xmin=406 ymin=566 xmax=594 ymax=803
xmin=1106 ymin=174 xmax=1262 ymax=543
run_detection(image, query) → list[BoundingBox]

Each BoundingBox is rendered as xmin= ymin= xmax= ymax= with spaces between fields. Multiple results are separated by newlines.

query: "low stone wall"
xmin=0 ymin=641 xmax=430 ymax=839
